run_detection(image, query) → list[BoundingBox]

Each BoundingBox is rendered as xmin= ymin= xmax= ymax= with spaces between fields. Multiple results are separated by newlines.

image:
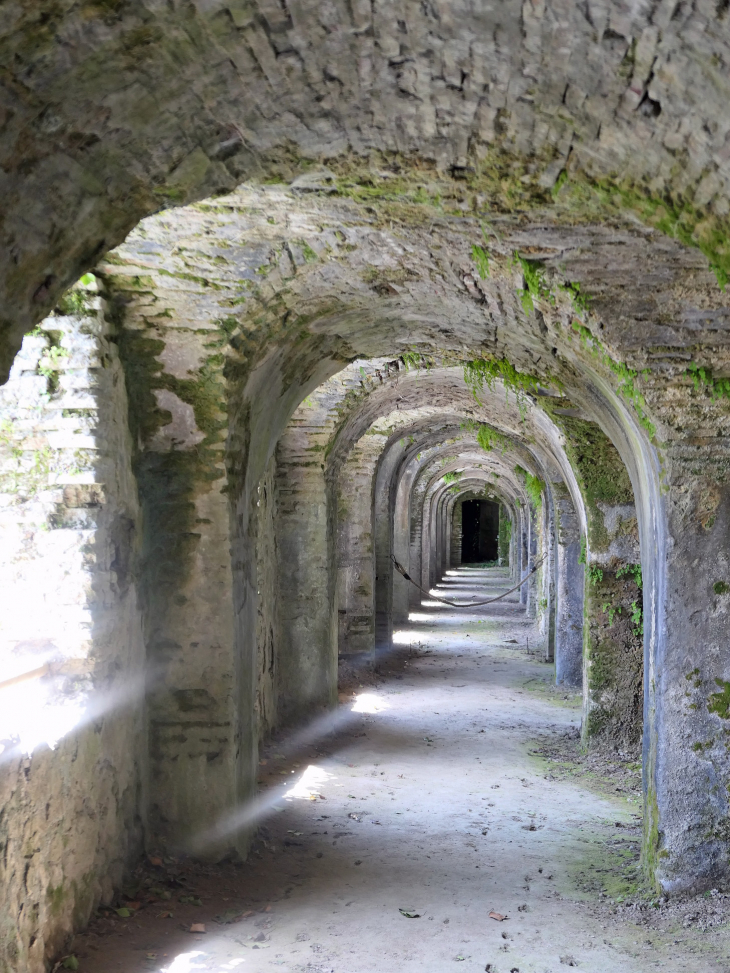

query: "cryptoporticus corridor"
xmin=3 ymin=3 xmax=730 ymax=970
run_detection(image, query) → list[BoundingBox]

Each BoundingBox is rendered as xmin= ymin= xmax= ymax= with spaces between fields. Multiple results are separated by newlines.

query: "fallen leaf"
xmin=489 ymin=911 xmax=507 ymax=921
xmin=399 ymin=908 xmax=421 ymax=918
xmin=156 ymin=911 xmax=174 ymax=919
xmin=125 ymin=901 xmax=141 ymax=911
xmin=61 ymin=957 xmax=79 ymax=971
xmin=115 ymin=908 xmax=132 ymax=918
xmin=148 ymin=856 xmax=163 ymax=867
xmin=179 ymin=895 xmax=202 ymax=906
xmin=189 ymin=923 xmax=206 ymax=933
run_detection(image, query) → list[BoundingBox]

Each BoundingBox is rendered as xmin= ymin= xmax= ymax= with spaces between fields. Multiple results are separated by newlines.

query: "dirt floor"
xmin=61 ymin=567 xmax=730 ymax=973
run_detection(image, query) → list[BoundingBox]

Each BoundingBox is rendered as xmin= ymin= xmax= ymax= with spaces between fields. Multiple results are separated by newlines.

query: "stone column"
xmin=520 ymin=506 xmax=529 ymax=606
xmin=451 ymin=499 xmax=463 ymax=567
xmin=374 ymin=440 xmax=407 ymax=654
xmin=554 ymin=488 xmax=584 ymax=686
xmin=392 ymin=462 xmax=414 ymax=624
xmin=645 ymin=472 xmax=730 ymax=893
xmin=274 ymin=433 xmax=337 ymax=726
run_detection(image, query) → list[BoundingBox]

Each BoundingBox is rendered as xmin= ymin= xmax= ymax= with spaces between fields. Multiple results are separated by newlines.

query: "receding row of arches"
xmin=2 ymin=180 xmax=730 ymax=972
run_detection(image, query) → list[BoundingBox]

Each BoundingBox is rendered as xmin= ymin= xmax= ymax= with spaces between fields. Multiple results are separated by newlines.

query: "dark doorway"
xmin=461 ymin=499 xmax=499 ymax=563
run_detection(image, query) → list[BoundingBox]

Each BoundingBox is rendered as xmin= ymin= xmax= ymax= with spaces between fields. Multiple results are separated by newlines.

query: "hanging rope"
xmin=390 ymin=554 xmax=546 ymax=609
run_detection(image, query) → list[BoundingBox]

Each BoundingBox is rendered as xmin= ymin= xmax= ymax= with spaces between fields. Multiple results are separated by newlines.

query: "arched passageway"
xmin=3 ymin=7 xmax=730 ymax=969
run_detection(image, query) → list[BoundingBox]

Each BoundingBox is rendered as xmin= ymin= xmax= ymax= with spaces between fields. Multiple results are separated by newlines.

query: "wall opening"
xmin=461 ymin=499 xmax=499 ymax=563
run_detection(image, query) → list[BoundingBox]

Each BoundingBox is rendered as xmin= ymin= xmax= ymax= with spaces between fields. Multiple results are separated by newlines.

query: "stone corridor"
xmin=63 ymin=570 xmax=729 ymax=973
xmin=6 ymin=4 xmax=730 ymax=969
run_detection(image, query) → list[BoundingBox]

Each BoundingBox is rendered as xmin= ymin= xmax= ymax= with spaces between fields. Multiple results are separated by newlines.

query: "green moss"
xmin=542 ymin=407 xmax=634 ymax=551
xmin=588 ymin=566 xmax=603 ymax=586
xmin=514 ymin=464 xmax=545 ymax=508
xmin=463 ymin=355 xmax=550 ymax=415
xmin=54 ymin=288 xmax=90 ymax=317
xmin=686 ymin=362 xmax=730 ymax=401
xmin=47 ymin=884 xmax=66 ymax=916
xmin=512 ymin=252 xmax=554 ymax=314
xmin=617 ymin=563 xmax=642 ymax=587
xmin=714 ymin=580 xmax=730 ymax=595
xmin=157 ymin=267 xmax=223 ymax=289
xmin=498 ymin=507 xmax=511 ymax=565
xmin=583 ymin=566 xmax=644 ymax=748
xmin=708 ymin=679 xmax=730 ymax=719
xmin=642 ymin=785 xmax=663 ymax=891
xmin=401 ymin=349 xmax=432 ymax=371
xmin=471 ymin=244 xmax=490 ymax=279
xmin=461 ymin=419 xmax=510 ymax=453
xmin=570 ymin=322 xmax=655 ymax=438
xmin=557 ymin=175 xmax=730 ymax=291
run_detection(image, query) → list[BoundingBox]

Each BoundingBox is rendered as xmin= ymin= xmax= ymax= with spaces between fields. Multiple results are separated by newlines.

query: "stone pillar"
xmin=374 ymin=440 xmax=406 ymax=654
xmin=451 ymin=499 xmax=463 ymax=567
xmin=646 ymin=473 xmax=730 ymax=893
xmin=392 ymin=464 xmax=413 ymax=624
xmin=336 ymin=440 xmax=379 ymax=661
xmin=520 ymin=507 xmax=529 ymax=606
xmin=274 ymin=434 xmax=337 ymax=727
xmin=555 ymin=489 xmax=584 ymax=687
xmin=113 ymin=280 xmax=245 ymax=861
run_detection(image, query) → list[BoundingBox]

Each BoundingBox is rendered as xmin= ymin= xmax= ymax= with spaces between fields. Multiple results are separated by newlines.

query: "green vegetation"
xmin=463 ymin=355 xmax=545 ymax=415
xmin=713 ymin=580 xmax=730 ymax=595
xmin=514 ymin=464 xmax=545 ymax=508
xmin=471 ymin=244 xmax=490 ymax=279
xmin=55 ymin=289 xmax=90 ymax=316
xmin=617 ymin=563 xmax=643 ymax=587
xmin=629 ymin=600 xmax=644 ymax=637
xmin=498 ymin=509 xmax=512 ymax=564
xmin=570 ymin=322 xmax=655 ymax=438
xmin=687 ymin=363 xmax=730 ymax=401
xmin=513 ymin=252 xmax=553 ymax=314
xmin=708 ymin=679 xmax=730 ymax=720
xmin=542 ymin=408 xmax=634 ymax=551
xmin=588 ymin=566 xmax=604 ymax=586
xmin=461 ymin=419 xmax=510 ymax=453
xmin=443 ymin=470 xmax=463 ymax=484
xmin=299 ymin=240 xmax=318 ymax=262
xmin=604 ymin=604 xmax=622 ymax=626
xmin=401 ymin=349 xmax=432 ymax=372
xmin=556 ymin=175 xmax=730 ymax=291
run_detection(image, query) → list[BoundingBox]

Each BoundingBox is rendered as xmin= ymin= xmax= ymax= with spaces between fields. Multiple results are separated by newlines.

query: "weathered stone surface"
xmin=4 ymin=0 xmax=730 ymax=385
xmin=0 ymin=291 xmax=145 ymax=973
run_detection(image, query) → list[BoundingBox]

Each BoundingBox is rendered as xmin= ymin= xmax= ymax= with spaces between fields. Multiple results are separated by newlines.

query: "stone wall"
xmin=0 ymin=286 xmax=146 ymax=973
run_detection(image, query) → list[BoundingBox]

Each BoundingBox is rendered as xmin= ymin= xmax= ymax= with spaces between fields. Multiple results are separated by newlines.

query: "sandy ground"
xmin=64 ymin=567 xmax=730 ymax=973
